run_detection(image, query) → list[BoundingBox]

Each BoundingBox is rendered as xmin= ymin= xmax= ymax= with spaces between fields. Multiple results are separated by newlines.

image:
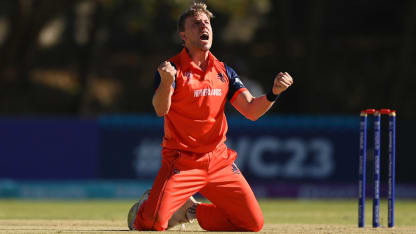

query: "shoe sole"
xmin=167 ymin=195 xmax=199 ymax=229
xmin=127 ymin=190 xmax=150 ymax=230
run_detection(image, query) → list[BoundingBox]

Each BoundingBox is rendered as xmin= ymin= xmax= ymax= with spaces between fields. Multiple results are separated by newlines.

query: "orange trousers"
xmin=133 ymin=143 xmax=264 ymax=231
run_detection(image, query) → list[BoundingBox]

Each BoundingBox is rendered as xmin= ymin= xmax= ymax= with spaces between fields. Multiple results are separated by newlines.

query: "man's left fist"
xmin=273 ymin=72 xmax=293 ymax=95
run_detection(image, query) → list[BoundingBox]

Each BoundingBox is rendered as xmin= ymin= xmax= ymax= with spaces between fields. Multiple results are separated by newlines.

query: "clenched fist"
xmin=272 ymin=72 xmax=293 ymax=95
xmin=157 ymin=61 xmax=177 ymax=85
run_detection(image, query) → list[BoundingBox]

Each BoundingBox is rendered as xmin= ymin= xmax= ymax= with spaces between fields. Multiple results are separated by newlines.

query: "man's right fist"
xmin=157 ymin=61 xmax=176 ymax=85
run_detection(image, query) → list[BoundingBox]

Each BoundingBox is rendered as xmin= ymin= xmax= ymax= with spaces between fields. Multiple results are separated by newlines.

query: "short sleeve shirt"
xmin=154 ymin=48 xmax=247 ymax=153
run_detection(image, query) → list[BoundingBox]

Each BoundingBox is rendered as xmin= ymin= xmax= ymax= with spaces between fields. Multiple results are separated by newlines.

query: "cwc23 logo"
xmin=133 ymin=137 xmax=335 ymax=180
xmin=228 ymin=136 xmax=335 ymax=179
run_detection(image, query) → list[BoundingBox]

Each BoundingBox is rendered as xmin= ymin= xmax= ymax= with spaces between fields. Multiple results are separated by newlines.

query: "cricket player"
xmin=128 ymin=1 xmax=293 ymax=231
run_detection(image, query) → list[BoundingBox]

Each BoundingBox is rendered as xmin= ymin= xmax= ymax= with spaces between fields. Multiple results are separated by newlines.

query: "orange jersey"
xmin=154 ymin=48 xmax=247 ymax=153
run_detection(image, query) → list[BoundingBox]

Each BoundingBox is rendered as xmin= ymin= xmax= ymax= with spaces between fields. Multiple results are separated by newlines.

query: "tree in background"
xmin=0 ymin=0 xmax=414 ymax=119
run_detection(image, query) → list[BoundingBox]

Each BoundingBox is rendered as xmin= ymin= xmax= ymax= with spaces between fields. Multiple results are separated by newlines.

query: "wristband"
xmin=266 ymin=90 xmax=279 ymax=102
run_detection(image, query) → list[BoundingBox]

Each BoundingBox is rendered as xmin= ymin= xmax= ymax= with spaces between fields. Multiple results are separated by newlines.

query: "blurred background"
xmin=0 ymin=0 xmax=415 ymax=199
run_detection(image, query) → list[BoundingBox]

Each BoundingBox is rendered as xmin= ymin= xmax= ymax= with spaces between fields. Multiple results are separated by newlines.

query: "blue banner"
xmin=98 ymin=115 xmax=359 ymax=182
xmin=1 ymin=115 xmax=414 ymax=186
xmin=0 ymin=117 xmax=99 ymax=179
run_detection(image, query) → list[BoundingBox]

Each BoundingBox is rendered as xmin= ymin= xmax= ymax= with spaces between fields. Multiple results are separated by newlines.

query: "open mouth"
xmin=200 ymin=33 xmax=209 ymax=41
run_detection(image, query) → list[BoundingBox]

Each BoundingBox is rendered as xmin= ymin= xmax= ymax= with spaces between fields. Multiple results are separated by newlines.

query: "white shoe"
xmin=167 ymin=196 xmax=200 ymax=230
xmin=127 ymin=190 xmax=150 ymax=230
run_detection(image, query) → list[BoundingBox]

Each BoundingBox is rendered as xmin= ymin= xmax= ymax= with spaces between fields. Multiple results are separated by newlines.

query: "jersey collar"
xmin=180 ymin=48 xmax=217 ymax=73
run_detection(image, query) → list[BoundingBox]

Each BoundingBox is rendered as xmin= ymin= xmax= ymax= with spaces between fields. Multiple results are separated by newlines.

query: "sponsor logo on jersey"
xmin=217 ymin=73 xmax=226 ymax=82
xmin=184 ymin=71 xmax=192 ymax=79
xmin=194 ymin=88 xmax=222 ymax=97
xmin=184 ymin=71 xmax=193 ymax=83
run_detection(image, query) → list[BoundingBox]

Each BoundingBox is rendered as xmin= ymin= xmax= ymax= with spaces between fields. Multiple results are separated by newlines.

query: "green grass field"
xmin=1 ymin=199 xmax=416 ymax=233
